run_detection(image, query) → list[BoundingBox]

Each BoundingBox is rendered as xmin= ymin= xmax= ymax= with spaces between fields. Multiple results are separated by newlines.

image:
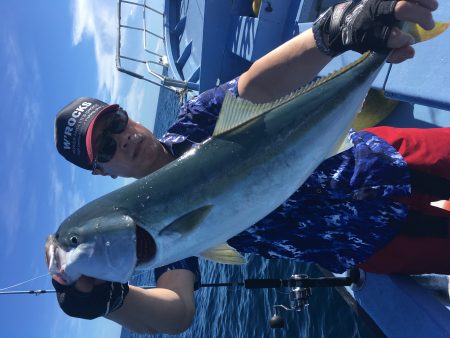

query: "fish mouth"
xmin=136 ymin=224 xmax=156 ymax=265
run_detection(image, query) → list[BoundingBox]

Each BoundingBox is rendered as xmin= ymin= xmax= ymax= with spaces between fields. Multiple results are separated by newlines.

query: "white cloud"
xmin=70 ymin=0 xmax=160 ymax=128
xmin=121 ymin=177 xmax=136 ymax=187
xmin=0 ymin=174 xmax=23 ymax=256
xmin=22 ymin=95 xmax=41 ymax=146
xmin=0 ymin=28 xmax=43 ymax=258
xmin=50 ymin=308 xmax=122 ymax=338
xmin=5 ymin=34 xmax=21 ymax=92
xmin=3 ymin=31 xmax=41 ymax=148
xmin=124 ymin=79 xmax=156 ymax=130
xmin=71 ymin=0 xmax=132 ymax=103
xmin=50 ymin=311 xmax=84 ymax=338
xmin=49 ymin=156 xmax=87 ymax=228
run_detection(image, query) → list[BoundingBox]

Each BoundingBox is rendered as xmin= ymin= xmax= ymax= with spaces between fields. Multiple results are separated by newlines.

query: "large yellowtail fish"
xmin=46 ymin=23 xmax=448 ymax=283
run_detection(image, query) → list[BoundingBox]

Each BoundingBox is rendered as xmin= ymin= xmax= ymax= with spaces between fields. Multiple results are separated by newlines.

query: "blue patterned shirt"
xmin=160 ymin=79 xmax=411 ymax=273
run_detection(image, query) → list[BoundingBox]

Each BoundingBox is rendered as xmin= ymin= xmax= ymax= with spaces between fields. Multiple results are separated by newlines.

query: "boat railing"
xmin=116 ymin=0 xmax=197 ymax=93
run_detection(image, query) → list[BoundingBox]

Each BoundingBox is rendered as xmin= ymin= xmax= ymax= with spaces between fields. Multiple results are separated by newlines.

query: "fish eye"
xmin=70 ymin=236 xmax=78 ymax=245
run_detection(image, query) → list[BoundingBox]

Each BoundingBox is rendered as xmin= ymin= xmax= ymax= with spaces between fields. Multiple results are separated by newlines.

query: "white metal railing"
xmin=116 ymin=0 xmax=195 ymax=92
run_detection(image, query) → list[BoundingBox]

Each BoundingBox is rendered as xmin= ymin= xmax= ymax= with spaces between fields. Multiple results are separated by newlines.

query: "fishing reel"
xmin=268 ymin=269 xmax=364 ymax=329
xmin=270 ymin=274 xmax=312 ymax=329
xmin=269 ymin=274 xmax=312 ymax=329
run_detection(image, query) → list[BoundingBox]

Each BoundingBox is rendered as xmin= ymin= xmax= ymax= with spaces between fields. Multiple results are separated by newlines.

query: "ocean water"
xmin=121 ymin=88 xmax=379 ymax=338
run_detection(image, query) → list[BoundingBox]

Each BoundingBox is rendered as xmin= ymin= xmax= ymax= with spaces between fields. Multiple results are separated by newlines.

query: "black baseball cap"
xmin=54 ymin=97 xmax=119 ymax=170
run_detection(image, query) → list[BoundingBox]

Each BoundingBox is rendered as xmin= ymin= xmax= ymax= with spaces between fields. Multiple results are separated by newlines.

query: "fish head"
xmin=46 ymin=211 xmax=155 ymax=284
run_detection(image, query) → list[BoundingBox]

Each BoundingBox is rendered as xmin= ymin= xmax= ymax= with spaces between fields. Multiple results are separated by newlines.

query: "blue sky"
xmin=0 ymin=1 xmax=162 ymax=337
xmin=1 ymin=1 xmax=449 ymax=338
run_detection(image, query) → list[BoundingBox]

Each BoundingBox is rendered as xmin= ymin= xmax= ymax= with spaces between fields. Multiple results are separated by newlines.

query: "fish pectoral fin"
xmin=158 ymin=205 xmax=213 ymax=236
xmin=200 ymin=244 xmax=246 ymax=264
xmin=403 ymin=21 xmax=449 ymax=44
xmin=327 ymin=136 xmax=354 ymax=158
xmin=327 ymin=88 xmax=400 ymax=158
xmin=351 ymin=89 xmax=399 ymax=131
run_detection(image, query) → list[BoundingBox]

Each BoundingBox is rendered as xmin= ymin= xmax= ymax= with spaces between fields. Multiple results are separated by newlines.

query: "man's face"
xmin=91 ymin=111 xmax=168 ymax=178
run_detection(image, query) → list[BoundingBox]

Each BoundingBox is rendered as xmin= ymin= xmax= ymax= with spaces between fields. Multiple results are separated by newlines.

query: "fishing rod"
xmin=0 ymin=268 xmax=364 ymax=329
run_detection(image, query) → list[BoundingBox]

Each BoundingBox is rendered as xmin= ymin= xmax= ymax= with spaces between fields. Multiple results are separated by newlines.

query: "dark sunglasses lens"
xmin=97 ymin=137 xmax=117 ymax=163
xmin=109 ymin=109 xmax=128 ymax=134
xmin=95 ymin=108 xmax=128 ymax=163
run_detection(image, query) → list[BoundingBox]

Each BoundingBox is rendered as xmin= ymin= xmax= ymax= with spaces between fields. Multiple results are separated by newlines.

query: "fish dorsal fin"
xmin=159 ymin=205 xmax=213 ymax=236
xmin=213 ymin=53 xmax=374 ymax=137
xmin=213 ymin=93 xmax=276 ymax=136
xmin=200 ymin=243 xmax=246 ymax=264
xmin=213 ymin=89 xmax=319 ymax=137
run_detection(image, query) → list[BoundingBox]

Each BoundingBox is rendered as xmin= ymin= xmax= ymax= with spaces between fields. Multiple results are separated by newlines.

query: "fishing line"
xmin=0 ymin=270 xmax=153 ymax=293
xmin=0 ymin=273 xmax=50 ymax=291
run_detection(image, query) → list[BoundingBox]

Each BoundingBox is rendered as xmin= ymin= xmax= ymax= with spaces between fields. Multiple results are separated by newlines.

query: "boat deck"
xmin=165 ymin=0 xmax=450 ymax=112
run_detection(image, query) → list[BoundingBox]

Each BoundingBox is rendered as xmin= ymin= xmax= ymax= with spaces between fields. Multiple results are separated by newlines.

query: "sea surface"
xmin=121 ymin=88 xmax=380 ymax=338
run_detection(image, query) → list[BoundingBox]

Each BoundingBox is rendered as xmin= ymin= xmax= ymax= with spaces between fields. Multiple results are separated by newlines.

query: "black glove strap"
xmin=313 ymin=0 xmax=398 ymax=57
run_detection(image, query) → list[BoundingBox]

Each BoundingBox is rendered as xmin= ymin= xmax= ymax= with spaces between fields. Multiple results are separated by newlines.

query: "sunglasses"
xmin=92 ymin=108 xmax=129 ymax=171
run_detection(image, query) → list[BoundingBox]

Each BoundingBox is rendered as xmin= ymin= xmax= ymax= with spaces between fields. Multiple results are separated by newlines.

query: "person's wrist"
xmin=312 ymin=6 xmax=340 ymax=57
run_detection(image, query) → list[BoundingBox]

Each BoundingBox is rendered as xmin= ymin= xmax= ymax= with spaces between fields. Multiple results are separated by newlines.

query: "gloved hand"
xmin=313 ymin=0 xmax=398 ymax=56
xmin=52 ymin=278 xmax=129 ymax=319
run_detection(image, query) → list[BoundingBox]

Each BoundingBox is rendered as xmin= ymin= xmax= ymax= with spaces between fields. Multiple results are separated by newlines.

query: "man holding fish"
xmin=48 ymin=0 xmax=448 ymax=334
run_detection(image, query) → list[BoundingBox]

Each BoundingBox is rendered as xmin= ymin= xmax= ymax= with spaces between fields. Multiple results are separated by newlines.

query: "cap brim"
xmin=85 ymin=104 xmax=119 ymax=164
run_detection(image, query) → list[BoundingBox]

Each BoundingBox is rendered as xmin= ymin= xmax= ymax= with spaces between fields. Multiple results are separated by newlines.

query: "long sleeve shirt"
xmin=159 ymin=78 xmax=411 ymax=273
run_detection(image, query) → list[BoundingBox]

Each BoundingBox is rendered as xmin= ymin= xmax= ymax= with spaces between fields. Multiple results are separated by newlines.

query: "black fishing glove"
xmin=313 ymin=0 xmax=398 ymax=56
xmin=52 ymin=279 xmax=129 ymax=320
